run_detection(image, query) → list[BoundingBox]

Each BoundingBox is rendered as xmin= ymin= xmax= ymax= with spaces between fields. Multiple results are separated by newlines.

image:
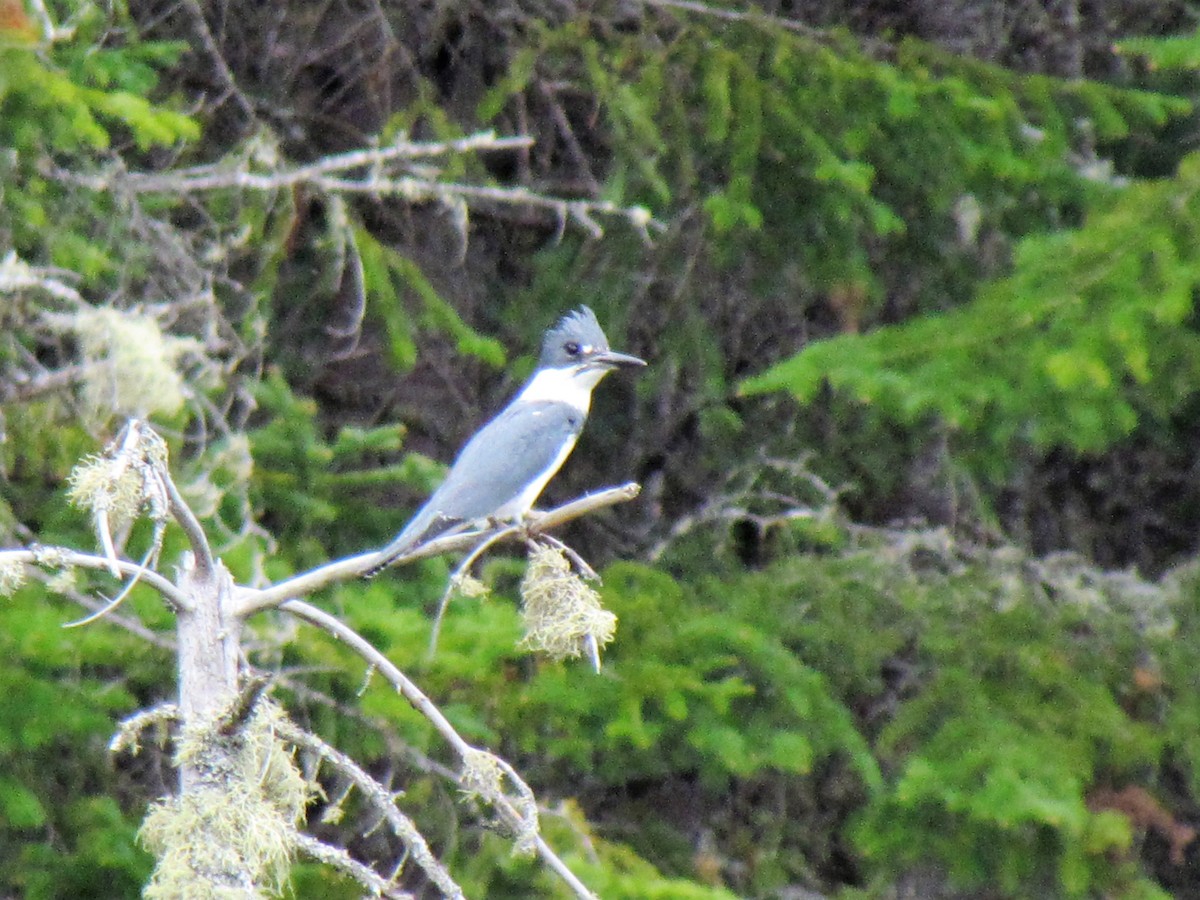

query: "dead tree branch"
xmin=0 ymin=546 xmax=190 ymax=610
xmin=278 ymin=720 xmax=463 ymax=899
xmin=293 ymin=832 xmax=414 ymax=900
xmin=11 ymin=422 xmax=632 ymax=898
xmin=51 ymin=130 xmax=659 ymax=239
xmin=232 ymin=482 xmax=640 ymax=617
xmin=281 ymin=599 xmax=599 ymax=900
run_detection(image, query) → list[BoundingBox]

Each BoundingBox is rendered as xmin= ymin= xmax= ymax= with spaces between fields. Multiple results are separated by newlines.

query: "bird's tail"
xmin=364 ymin=512 xmax=466 ymax=578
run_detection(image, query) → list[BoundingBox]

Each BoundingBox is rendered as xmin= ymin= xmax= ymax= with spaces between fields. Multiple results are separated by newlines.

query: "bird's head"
xmin=538 ymin=306 xmax=646 ymax=376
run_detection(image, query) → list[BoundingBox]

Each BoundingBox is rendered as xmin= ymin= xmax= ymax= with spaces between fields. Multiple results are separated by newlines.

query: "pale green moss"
xmin=451 ymin=572 xmax=489 ymax=599
xmin=70 ymin=306 xmax=201 ymax=419
xmin=0 ymin=559 xmax=26 ymax=597
xmin=519 ymin=546 xmax=616 ymax=663
xmin=67 ymin=453 xmax=145 ymax=525
xmin=66 ymin=424 xmax=170 ymax=532
xmin=140 ymin=700 xmax=310 ymax=898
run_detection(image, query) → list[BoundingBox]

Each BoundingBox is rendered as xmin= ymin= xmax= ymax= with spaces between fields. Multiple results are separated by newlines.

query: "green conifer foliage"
xmin=743 ymin=152 xmax=1200 ymax=471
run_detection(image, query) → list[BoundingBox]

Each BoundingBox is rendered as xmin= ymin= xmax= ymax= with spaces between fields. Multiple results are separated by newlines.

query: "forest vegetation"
xmin=5 ymin=0 xmax=1200 ymax=897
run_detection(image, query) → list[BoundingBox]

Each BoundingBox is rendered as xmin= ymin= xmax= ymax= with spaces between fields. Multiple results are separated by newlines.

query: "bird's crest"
xmin=539 ymin=306 xmax=611 ymax=368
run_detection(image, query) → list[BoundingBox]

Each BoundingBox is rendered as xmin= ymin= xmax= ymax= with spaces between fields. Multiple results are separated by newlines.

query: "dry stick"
xmin=427 ymin=523 xmax=523 ymax=660
xmin=278 ymin=679 xmax=458 ymax=781
xmin=642 ymin=0 xmax=823 ymax=36
xmin=0 ymin=252 xmax=85 ymax=304
xmin=160 ymin=465 xmax=216 ymax=580
xmin=11 ymin=518 xmax=178 ymax=647
xmin=0 ymin=547 xmax=190 ymax=611
xmin=281 ymin=600 xmax=599 ymax=900
xmin=292 ymin=832 xmax=414 ymax=900
xmin=56 ymin=135 xmax=658 ymax=240
xmin=233 ymin=482 xmax=640 ymax=618
xmin=88 ymin=132 xmax=534 ymax=194
xmin=0 ymin=364 xmax=88 ymax=402
xmin=109 ymin=702 xmax=180 ymax=755
xmin=277 ymin=721 xmax=463 ymax=900
xmin=528 ymin=532 xmax=600 ymax=582
xmin=178 ymin=0 xmax=257 ymax=124
xmin=319 ymin=177 xmax=655 ymax=239
xmin=62 ymin=539 xmax=161 ymax=628
xmin=40 ymin=571 xmax=176 ymax=650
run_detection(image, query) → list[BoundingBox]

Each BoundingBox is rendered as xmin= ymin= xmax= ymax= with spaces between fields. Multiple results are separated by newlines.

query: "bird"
xmin=368 ymin=306 xmax=645 ymax=575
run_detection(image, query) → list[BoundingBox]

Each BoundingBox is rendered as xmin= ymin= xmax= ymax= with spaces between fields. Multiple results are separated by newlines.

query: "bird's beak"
xmin=593 ymin=349 xmax=647 ymax=369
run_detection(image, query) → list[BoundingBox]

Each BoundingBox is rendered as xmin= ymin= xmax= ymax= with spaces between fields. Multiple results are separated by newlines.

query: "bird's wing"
xmin=369 ymin=400 xmax=584 ymax=571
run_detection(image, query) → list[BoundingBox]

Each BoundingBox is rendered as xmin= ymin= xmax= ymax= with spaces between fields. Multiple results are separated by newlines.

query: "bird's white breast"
xmin=515 ymin=365 xmax=609 ymax=412
xmin=492 ymin=431 xmax=578 ymax=518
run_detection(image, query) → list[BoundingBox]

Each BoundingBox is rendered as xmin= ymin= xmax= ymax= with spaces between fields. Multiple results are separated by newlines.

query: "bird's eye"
xmin=564 ymin=341 xmax=582 ymax=356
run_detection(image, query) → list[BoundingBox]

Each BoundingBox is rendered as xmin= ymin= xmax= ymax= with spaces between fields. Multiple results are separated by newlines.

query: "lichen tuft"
xmin=140 ymin=699 xmax=310 ymax=898
xmin=519 ymin=546 xmax=616 ymax=664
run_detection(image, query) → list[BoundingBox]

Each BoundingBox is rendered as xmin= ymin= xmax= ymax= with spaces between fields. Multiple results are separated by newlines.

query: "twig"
xmin=72 ymin=132 xmax=533 ymax=194
xmin=178 ymin=0 xmax=256 ymax=125
xmin=34 ymin=568 xmax=176 ymax=650
xmin=428 ymin=523 xmax=522 ymax=660
xmin=537 ymin=80 xmax=603 ymax=198
xmin=233 ymin=483 xmax=640 ymax=618
xmin=52 ymin=131 xmax=658 ymax=239
xmin=0 ymin=250 xmax=84 ymax=304
xmin=527 ymin=482 xmax=641 ymax=532
xmin=276 ymin=679 xmax=458 ymax=781
xmin=95 ymin=505 xmax=122 ymax=578
xmin=0 ymin=365 xmax=88 ymax=402
xmin=281 ymin=602 xmax=476 ymax=769
xmin=281 ymin=600 xmax=598 ymax=900
xmin=528 ymin=532 xmax=599 ymax=582
xmin=217 ymin=673 xmax=274 ymax=735
xmin=62 ymin=539 xmax=158 ymax=628
xmin=642 ymin=0 xmax=821 ymax=36
xmin=25 ymin=0 xmax=73 ymax=42
xmin=110 ymin=702 xmax=180 ymax=755
xmin=1 ymin=546 xmax=191 ymax=611
xmin=292 ymin=832 xmax=414 ymax=900
xmin=320 ymin=177 xmax=656 ymax=239
xmin=278 ymin=721 xmax=461 ymax=899
xmin=161 ymin=466 xmax=216 ymax=580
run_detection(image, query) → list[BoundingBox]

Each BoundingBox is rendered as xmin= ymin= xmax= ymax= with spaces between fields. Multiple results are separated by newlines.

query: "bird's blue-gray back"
xmin=378 ymin=399 xmax=584 ymax=559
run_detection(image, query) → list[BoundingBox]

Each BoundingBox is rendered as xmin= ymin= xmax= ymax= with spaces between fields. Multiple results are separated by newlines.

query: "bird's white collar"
xmin=516 ymin=364 xmax=610 ymax=412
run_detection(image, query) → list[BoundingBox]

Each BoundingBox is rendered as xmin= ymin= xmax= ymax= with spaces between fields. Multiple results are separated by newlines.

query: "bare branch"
xmin=0 ymin=250 xmax=84 ymax=304
xmin=26 ymin=0 xmax=74 ymax=42
xmin=428 ymin=523 xmax=521 ymax=659
xmin=322 ymin=177 xmax=657 ymax=239
xmin=61 ymin=539 xmax=159 ymax=628
xmin=280 ymin=601 xmax=475 ymax=760
xmin=292 ymin=832 xmax=414 ymax=900
xmin=216 ymin=672 xmax=274 ymax=736
xmin=232 ymin=483 xmax=641 ymax=618
xmin=161 ymin=465 xmax=216 ymax=580
xmin=0 ymin=364 xmax=88 ymax=403
xmin=281 ymin=600 xmax=598 ymax=900
xmin=1 ymin=546 xmax=190 ymax=610
xmin=277 ymin=720 xmax=462 ymax=899
xmin=277 ymin=679 xmax=458 ymax=782
xmin=642 ymin=0 xmax=822 ymax=36
xmin=110 ymin=703 xmax=179 ymax=756
xmin=28 ymin=567 xmax=176 ymax=650
xmin=527 ymin=532 xmax=600 ymax=582
xmin=177 ymin=0 xmax=256 ymax=125
xmin=51 ymin=131 xmax=659 ymax=239
xmin=67 ymin=132 xmax=532 ymax=194
xmin=527 ymin=482 xmax=642 ymax=532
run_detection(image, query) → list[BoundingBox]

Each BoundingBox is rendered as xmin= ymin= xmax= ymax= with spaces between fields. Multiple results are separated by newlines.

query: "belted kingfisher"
xmin=369 ymin=307 xmax=645 ymax=574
